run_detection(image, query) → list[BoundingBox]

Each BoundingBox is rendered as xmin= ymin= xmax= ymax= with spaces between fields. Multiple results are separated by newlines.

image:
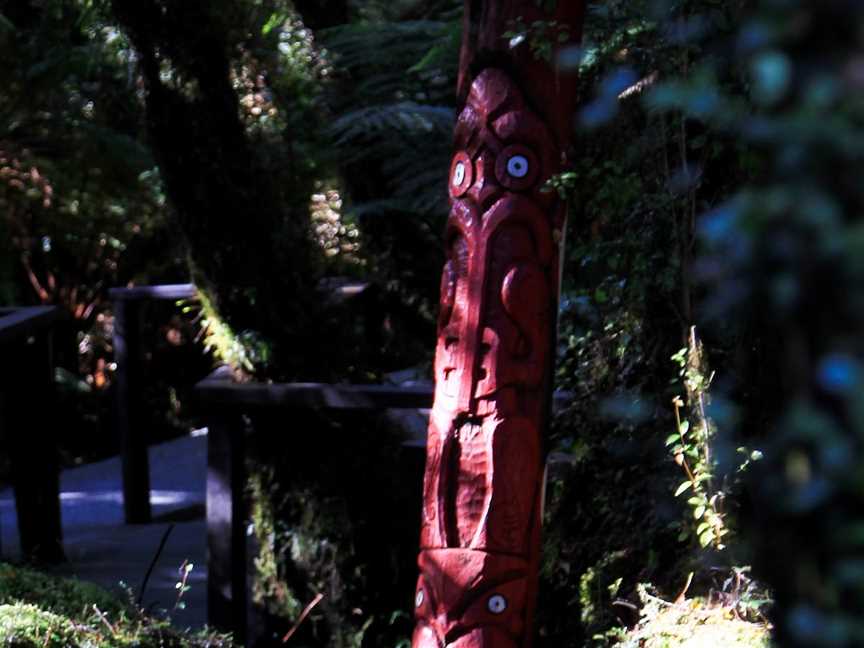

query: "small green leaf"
xmin=675 ymin=481 xmax=693 ymax=497
xmin=665 ymin=433 xmax=680 ymax=446
xmin=694 ymin=505 xmax=706 ymax=520
xmin=679 ymin=420 xmax=690 ymax=435
xmin=261 ymin=11 xmax=287 ymax=36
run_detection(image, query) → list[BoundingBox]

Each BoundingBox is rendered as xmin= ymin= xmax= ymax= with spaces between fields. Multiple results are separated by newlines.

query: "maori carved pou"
xmin=412 ymin=3 xmax=585 ymax=648
xmin=413 ymin=67 xmax=555 ymax=648
xmin=413 ymin=0 xmax=584 ymax=648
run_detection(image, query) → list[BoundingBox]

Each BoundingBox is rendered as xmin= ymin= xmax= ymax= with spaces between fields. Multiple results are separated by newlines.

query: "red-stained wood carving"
xmin=413 ymin=3 xmax=585 ymax=647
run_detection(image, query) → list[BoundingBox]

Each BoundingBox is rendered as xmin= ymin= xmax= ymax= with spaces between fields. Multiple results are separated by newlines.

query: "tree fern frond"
xmin=329 ymin=102 xmax=454 ymax=145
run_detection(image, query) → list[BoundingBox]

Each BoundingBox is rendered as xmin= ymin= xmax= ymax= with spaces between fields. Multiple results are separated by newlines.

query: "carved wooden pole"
xmin=413 ymin=2 xmax=585 ymax=647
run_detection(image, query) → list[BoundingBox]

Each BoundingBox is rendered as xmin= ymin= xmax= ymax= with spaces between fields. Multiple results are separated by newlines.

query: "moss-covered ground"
xmin=0 ymin=563 xmax=234 ymax=648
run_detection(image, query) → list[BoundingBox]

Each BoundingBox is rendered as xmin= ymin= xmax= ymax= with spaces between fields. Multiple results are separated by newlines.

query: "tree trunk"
xmin=412 ymin=3 xmax=586 ymax=647
xmin=110 ymin=1 xmax=319 ymax=375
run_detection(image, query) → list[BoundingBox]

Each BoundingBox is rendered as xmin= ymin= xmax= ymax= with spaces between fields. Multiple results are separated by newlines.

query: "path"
xmin=0 ymin=432 xmax=208 ymax=630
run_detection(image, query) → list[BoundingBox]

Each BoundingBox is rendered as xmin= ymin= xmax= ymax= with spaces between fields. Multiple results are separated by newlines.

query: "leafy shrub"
xmin=619 ymin=0 xmax=864 ymax=645
xmin=537 ymin=0 xmax=768 ymax=644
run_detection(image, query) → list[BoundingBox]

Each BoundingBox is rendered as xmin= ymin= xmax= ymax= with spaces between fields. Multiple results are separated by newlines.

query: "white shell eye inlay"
xmin=416 ymin=590 xmax=425 ymax=608
xmin=487 ymin=594 xmax=507 ymax=614
xmin=453 ymin=162 xmax=466 ymax=186
xmin=506 ymin=155 xmax=529 ymax=178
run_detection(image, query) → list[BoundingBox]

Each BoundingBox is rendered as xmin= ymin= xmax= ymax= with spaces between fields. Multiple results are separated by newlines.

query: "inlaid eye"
xmin=506 ymin=155 xmax=529 ymax=178
xmin=416 ymin=590 xmax=425 ymax=608
xmin=449 ymin=151 xmax=473 ymax=198
xmin=495 ymin=144 xmax=538 ymax=190
xmin=453 ymin=162 xmax=466 ymax=186
xmin=487 ymin=593 xmax=507 ymax=614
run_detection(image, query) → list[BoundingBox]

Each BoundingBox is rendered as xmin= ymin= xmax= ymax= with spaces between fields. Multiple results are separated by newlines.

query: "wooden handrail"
xmin=197 ymin=366 xmax=434 ymax=411
xmin=197 ymin=365 xmax=572 ymax=412
xmin=108 ymin=284 xmax=197 ymax=301
xmin=0 ymin=306 xmax=59 ymax=345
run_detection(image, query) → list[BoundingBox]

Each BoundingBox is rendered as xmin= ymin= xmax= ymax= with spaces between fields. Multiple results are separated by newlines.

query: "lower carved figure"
xmin=413 ymin=550 xmax=528 ymax=648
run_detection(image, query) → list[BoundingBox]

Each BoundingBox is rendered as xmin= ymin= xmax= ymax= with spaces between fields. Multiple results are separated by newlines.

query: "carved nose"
xmin=467 ymin=153 xmax=501 ymax=212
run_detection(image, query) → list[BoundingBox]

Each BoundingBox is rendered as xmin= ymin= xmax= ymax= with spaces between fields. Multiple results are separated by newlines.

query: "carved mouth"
xmin=443 ymin=624 xmax=478 ymax=646
xmin=443 ymin=414 xmax=488 ymax=546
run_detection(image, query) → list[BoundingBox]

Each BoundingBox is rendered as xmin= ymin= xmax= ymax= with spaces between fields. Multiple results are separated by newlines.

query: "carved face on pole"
xmin=413 ymin=68 xmax=564 ymax=648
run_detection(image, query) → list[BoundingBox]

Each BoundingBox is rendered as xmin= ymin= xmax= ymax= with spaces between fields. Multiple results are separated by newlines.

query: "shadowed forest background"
xmin=2 ymin=0 xmax=863 ymax=646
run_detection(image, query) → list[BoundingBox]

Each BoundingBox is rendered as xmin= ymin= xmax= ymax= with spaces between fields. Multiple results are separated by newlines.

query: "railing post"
xmin=206 ymin=410 xmax=247 ymax=643
xmin=7 ymin=331 xmax=64 ymax=562
xmin=111 ymin=284 xmax=197 ymax=523
xmin=113 ymin=297 xmax=152 ymax=524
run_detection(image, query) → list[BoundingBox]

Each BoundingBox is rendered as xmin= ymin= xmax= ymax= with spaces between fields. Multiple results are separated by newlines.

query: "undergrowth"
xmin=615 ymin=585 xmax=769 ymax=648
xmin=0 ymin=563 xmax=233 ymax=648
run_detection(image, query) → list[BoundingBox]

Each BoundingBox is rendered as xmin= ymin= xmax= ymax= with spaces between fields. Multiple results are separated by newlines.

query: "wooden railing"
xmin=109 ymin=284 xmax=196 ymax=524
xmin=194 ymin=367 xmax=434 ymax=645
xmin=0 ymin=306 xmax=64 ymax=562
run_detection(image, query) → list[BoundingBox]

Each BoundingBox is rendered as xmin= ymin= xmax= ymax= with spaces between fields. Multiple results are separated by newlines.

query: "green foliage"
xmin=577 ymin=553 xmax=628 ymax=644
xmin=0 ymin=563 xmax=234 ymax=647
xmin=667 ymin=329 xmax=741 ymax=550
xmin=503 ymin=18 xmax=573 ymax=62
xmin=322 ymin=8 xmax=460 ymax=323
xmin=666 ymin=329 xmax=761 ymax=553
xmin=0 ymin=0 xmax=179 ymax=315
xmin=245 ymin=410 xmax=421 ymax=647
xmin=191 ymin=289 xmax=267 ymax=374
xmin=540 ymin=0 xmax=767 ymax=644
xmin=107 ymin=0 xmax=333 ymax=380
xmin=0 ymin=563 xmax=123 ymax=618
xmin=614 ymin=585 xmax=769 ymax=648
xmin=631 ymin=0 xmax=864 ymax=645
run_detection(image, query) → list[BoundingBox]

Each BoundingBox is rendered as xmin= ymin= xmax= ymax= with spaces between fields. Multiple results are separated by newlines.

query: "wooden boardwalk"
xmin=0 ymin=432 xmax=208 ymax=630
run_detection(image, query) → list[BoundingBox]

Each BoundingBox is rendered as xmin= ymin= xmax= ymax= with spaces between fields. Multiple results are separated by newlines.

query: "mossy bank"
xmin=0 ymin=563 xmax=234 ymax=648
